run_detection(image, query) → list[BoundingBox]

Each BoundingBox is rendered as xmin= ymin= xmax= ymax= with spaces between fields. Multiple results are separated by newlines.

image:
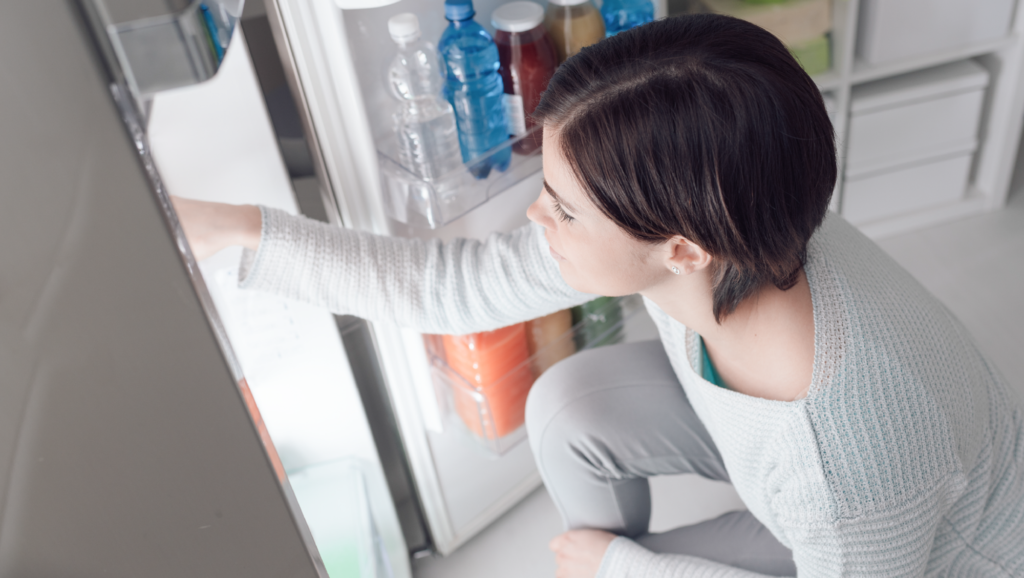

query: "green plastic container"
xmin=572 ymin=296 xmax=624 ymax=350
xmin=288 ymin=461 xmax=384 ymax=578
xmin=789 ymin=33 xmax=830 ymax=76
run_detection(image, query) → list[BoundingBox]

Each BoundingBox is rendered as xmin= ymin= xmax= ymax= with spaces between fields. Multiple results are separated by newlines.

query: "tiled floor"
xmin=413 ymin=178 xmax=1024 ymax=578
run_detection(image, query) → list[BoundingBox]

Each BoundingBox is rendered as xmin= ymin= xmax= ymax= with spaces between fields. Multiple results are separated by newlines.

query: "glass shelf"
xmin=378 ymin=127 xmax=543 ymax=229
xmin=423 ymin=295 xmax=646 ymax=456
xmin=89 ymin=0 xmax=244 ymax=98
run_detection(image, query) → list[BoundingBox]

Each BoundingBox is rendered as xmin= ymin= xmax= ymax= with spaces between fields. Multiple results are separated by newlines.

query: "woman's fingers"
xmin=170 ymin=196 xmax=261 ymax=261
xmin=550 ymin=529 xmax=617 ymax=578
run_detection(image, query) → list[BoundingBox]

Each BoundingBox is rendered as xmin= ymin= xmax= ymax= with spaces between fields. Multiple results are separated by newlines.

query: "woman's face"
xmin=527 ymin=128 xmax=671 ymax=296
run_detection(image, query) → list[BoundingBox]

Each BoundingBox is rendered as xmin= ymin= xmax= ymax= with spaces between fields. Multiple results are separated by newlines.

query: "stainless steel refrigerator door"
xmin=143 ymin=27 xmax=411 ymax=575
xmin=0 ymin=4 xmax=323 ymax=575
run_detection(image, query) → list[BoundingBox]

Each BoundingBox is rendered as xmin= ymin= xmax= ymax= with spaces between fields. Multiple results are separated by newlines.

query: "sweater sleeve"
xmin=237 ymin=206 xmax=593 ymax=334
xmin=597 ymin=538 xmax=789 ymax=578
xmin=597 ymin=476 xmax=956 ymax=578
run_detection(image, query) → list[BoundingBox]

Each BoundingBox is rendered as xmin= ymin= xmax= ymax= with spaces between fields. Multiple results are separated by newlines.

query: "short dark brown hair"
xmin=534 ymin=14 xmax=836 ymax=322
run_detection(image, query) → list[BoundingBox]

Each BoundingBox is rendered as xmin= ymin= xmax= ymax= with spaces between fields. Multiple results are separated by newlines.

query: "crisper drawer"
xmin=842 ymin=151 xmax=972 ymax=225
xmin=423 ymin=295 xmax=648 ymax=456
xmin=857 ymin=0 xmax=1015 ymax=65
xmin=847 ymin=60 xmax=988 ymax=176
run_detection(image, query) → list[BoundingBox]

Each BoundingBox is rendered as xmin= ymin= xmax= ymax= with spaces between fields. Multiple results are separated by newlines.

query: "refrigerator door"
xmin=0 ymin=3 xmax=324 ymax=576
xmin=144 ymin=28 xmax=410 ymax=577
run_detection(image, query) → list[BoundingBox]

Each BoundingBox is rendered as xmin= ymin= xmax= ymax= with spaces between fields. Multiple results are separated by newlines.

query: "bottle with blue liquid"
xmin=600 ymin=0 xmax=654 ymax=37
xmin=439 ymin=0 xmax=511 ymax=179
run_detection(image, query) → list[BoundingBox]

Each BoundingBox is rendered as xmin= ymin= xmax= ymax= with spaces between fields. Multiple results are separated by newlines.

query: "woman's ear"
xmin=665 ymin=236 xmax=712 ymax=275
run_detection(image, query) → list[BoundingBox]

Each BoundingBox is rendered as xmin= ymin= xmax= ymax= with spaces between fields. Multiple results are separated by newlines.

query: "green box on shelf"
xmin=790 ymin=34 xmax=831 ymax=76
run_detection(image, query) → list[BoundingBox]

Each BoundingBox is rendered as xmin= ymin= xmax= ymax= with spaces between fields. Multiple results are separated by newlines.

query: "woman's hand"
xmin=171 ymin=196 xmax=262 ymax=261
xmin=550 ymin=529 xmax=617 ymax=578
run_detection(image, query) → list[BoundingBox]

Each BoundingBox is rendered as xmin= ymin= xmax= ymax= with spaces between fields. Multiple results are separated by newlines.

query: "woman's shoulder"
xmin=800 ymin=214 xmax=1000 ymax=500
xmin=805 ymin=213 xmax=979 ymax=388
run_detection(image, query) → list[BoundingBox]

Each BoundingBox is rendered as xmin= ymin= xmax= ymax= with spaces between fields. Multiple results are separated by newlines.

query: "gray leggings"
xmin=525 ymin=340 xmax=796 ymax=576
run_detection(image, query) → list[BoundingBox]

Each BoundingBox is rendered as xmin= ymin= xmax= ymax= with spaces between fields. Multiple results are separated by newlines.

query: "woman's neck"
xmin=642 ymin=268 xmax=815 ymax=401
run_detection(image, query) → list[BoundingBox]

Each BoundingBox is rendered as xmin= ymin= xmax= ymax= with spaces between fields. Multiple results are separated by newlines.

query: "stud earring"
xmin=670 ymin=266 xmax=680 ymax=275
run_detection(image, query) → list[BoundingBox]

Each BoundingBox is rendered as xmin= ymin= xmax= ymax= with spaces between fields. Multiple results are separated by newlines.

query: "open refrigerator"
xmin=76 ymin=0 xmax=662 ymax=571
xmin=258 ymin=0 xmax=666 ymax=558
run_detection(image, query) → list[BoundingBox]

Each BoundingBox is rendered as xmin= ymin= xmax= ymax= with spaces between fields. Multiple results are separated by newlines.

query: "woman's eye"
xmin=554 ymin=200 xmax=575 ymax=223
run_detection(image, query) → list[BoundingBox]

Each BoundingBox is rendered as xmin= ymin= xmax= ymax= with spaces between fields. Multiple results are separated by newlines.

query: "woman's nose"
xmin=527 ymin=191 xmax=552 ymax=227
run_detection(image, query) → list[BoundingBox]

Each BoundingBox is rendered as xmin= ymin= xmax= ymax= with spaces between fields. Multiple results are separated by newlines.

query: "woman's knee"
xmin=525 ymin=346 xmax=600 ymax=445
xmin=527 ymin=340 xmax=670 ymax=434
xmin=526 ymin=341 xmax=661 ymax=449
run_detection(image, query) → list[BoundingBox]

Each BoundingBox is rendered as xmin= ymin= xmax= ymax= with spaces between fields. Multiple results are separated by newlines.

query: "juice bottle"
xmin=544 ymin=0 xmax=606 ymax=64
xmin=492 ymin=1 xmax=559 ymax=154
xmin=525 ymin=309 xmax=576 ymax=375
xmin=443 ymin=323 xmax=535 ymax=438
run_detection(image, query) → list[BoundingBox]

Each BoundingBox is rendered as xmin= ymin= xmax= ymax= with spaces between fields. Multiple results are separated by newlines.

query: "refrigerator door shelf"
xmin=87 ymin=0 xmax=244 ymax=99
xmin=423 ymin=295 xmax=648 ymax=456
xmin=378 ymin=126 xmax=543 ymax=229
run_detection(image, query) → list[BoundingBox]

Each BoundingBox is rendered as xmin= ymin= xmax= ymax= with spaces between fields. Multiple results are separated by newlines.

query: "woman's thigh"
xmin=525 ymin=340 xmax=728 ymax=536
xmin=526 ymin=340 xmax=794 ymax=575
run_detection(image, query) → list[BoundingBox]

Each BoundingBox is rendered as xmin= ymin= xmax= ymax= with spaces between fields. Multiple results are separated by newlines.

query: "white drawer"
xmin=842 ymin=152 xmax=972 ymax=225
xmin=847 ymin=60 xmax=988 ymax=176
xmin=847 ymin=88 xmax=983 ymax=176
xmin=858 ymin=0 xmax=1014 ymax=65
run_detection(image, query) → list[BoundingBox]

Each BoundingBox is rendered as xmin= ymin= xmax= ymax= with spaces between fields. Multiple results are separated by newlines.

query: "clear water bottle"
xmin=439 ymin=0 xmax=511 ymax=179
xmin=600 ymin=0 xmax=654 ymax=37
xmin=387 ymin=13 xmax=462 ymax=182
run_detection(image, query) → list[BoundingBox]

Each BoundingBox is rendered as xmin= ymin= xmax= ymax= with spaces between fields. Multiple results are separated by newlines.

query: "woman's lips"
xmin=545 ymin=231 xmax=565 ymax=261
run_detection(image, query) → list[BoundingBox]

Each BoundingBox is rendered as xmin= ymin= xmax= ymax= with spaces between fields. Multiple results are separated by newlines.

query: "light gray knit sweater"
xmin=240 ymin=207 xmax=1024 ymax=577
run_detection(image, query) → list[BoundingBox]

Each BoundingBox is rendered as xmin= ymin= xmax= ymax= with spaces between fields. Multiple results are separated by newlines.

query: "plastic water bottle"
xmin=439 ymin=0 xmax=511 ymax=179
xmin=600 ymin=0 xmax=654 ymax=37
xmin=387 ymin=14 xmax=462 ymax=182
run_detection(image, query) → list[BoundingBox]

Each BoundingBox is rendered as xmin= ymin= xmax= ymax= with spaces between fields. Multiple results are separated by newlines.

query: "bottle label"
xmin=504 ymin=93 xmax=527 ymax=136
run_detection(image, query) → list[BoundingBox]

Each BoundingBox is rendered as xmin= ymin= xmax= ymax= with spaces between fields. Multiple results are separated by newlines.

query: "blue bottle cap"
xmin=445 ymin=0 xmax=475 ymax=21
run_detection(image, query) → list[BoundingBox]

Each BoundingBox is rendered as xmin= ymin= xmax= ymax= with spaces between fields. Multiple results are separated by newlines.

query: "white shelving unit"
xmin=804 ymin=0 xmax=1024 ymax=237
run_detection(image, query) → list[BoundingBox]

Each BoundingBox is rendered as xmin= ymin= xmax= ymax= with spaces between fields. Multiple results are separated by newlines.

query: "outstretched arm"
xmin=173 ymin=197 xmax=592 ymax=335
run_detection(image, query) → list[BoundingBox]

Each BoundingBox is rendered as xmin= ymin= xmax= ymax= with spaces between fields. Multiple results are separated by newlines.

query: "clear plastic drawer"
xmin=423 ymin=295 xmax=647 ymax=456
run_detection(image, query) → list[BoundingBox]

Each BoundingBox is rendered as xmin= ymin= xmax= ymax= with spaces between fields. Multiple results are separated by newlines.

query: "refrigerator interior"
xmin=305 ymin=0 xmax=662 ymax=554
xmin=144 ymin=31 xmax=410 ymax=578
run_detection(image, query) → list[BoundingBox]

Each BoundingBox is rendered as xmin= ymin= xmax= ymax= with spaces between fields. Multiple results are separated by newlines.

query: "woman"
xmin=175 ymin=15 xmax=1024 ymax=577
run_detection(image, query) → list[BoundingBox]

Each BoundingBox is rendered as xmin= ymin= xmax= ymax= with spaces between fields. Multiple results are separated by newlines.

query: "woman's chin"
xmin=558 ymin=267 xmax=619 ymax=297
xmin=557 ymin=265 xmax=590 ymax=294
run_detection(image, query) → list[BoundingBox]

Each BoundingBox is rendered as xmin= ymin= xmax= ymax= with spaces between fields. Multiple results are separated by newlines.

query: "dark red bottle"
xmin=492 ymin=2 xmax=559 ymax=154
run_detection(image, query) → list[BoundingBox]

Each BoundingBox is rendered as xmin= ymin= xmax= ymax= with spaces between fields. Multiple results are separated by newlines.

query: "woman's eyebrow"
xmin=543 ymin=179 xmax=579 ymax=214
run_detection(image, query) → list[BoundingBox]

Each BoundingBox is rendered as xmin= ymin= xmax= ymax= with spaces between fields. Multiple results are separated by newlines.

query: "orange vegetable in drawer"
xmin=443 ymin=323 xmax=535 ymax=438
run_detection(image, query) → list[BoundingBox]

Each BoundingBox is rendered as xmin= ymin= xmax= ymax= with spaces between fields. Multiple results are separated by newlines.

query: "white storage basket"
xmin=857 ymin=0 xmax=1015 ymax=65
